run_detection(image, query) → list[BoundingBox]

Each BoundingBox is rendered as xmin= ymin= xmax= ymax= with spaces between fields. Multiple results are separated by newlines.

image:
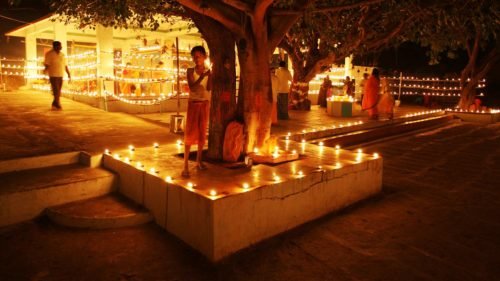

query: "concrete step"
xmin=0 ymin=164 xmax=117 ymax=227
xmin=46 ymin=194 xmax=153 ymax=229
xmin=311 ymin=115 xmax=454 ymax=148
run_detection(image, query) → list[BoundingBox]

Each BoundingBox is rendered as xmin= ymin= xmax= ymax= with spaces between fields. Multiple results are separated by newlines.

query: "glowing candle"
xmin=153 ymin=142 xmax=159 ymax=148
xmin=373 ymin=153 xmax=379 ymax=159
xmin=297 ymin=170 xmax=304 ymax=176
xmin=128 ymin=145 xmax=135 ymax=151
xmin=165 ymin=176 xmax=173 ymax=182
xmin=104 ymin=149 xmax=110 ymax=154
xmin=187 ymin=182 xmax=194 ymax=189
xmin=242 ymin=182 xmax=250 ymax=189
xmin=319 ymin=142 xmax=324 ymax=146
xmin=113 ymin=154 xmax=120 ymax=159
xmin=209 ymin=189 xmax=217 ymax=197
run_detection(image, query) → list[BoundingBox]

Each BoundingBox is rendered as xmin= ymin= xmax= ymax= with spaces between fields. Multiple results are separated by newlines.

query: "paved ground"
xmin=0 ymin=89 xmax=427 ymax=161
xmin=0 ymin=90 xmax=179 ymax=161
xmin=1 ymin=120 xmax=499 ymax=280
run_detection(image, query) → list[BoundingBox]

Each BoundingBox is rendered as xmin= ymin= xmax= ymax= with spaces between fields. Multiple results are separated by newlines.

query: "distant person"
xmin=44 ymin=41 xmax=71 ymax=110
xmin=377 ymin=78 xmax=395 ymax=120
xmin=359 ymin=73 xmax=369 ymax=102
xmin=343 ymin=76 xmax=354 ymax=97
xmin=318 ymin=75 xmax=332 ymax=108
xmin=275 ymin=61 xmax=292 ymax=119
xmin=362 ymin=68 xmax=380 ymax=120
xmin=182 ymin=46 xmax=212 ymax=178
xmin=270 ymin=66 xmax=279 ymax=124
xmin=151 ymin=61 xmax=166 ymax=94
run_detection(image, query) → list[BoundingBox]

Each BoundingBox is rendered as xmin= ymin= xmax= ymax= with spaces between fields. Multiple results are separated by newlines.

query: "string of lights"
xmin=33 ymin=84 xmax=189 ymax=105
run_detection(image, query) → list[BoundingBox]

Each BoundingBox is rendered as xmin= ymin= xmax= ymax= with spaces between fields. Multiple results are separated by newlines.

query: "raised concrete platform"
xmin=0 ymin=163 xmax=117 ymax=227
xmin=102 ymin=139 xmax=382 ymax=262
xmin=446 ymin=109 xmax=500 ymax=124
xmin=46 ymin=194 xmax=153 ymax=229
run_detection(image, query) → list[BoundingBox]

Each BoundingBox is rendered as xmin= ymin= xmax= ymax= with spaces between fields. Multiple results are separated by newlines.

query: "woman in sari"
xmin=362 ymin=68 xmax=380 ymax=120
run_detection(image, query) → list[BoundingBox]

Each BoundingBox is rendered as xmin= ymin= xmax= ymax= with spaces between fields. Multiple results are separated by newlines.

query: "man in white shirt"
xmin=275 ymin=61 xmax=292 ymax=120
xmin=44 ymin=41 xmax=71 ymax=110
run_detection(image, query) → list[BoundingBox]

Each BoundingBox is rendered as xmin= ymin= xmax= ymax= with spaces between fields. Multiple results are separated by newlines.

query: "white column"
xmin=96 ymin=25 xmax=114 ymax=96
xmin=344 ymin=55 xmax=351 ymax=78
xmin=25 ymin=34 xmax=37 ymax=87
xmin=53 ymin=22 xmax=68 ymax=55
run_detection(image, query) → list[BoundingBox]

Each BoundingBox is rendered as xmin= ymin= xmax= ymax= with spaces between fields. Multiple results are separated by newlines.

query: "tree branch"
xmin=268 ymin=0 xmax=314 ymax=53
xmin=222 ymin=0 xmax=252 ymax=15
xmin=364 ymin=18 xmax=408 ymax=50
xmin=304 ymin=53 xmax=336 ymax=82
xmin=177 ymin=0 xmax=245 ymax=37
xmin=279 ymin=36 xmax=304 ymax=77
xmin=271 ymin=0 xmax=386 ymax=16
xmin=255 ymin=0 xmax=274 ymax=21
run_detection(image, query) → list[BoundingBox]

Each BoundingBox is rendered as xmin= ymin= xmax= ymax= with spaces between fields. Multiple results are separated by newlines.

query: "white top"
xmin=189 ymin=69 xmax=211 ymax=101
xmin=271 ymin=74 xmax=279 ymax=101
xmin=275 ymin=67 xmax=292 ymax=93
xmin=44 ymin=50 xmax=67 ymax=77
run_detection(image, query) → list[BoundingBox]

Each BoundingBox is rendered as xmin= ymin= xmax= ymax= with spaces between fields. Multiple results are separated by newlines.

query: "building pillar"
xmin=53 ymin=22 xmax=68 ymax=55
xmin=25 ymin=34 xmax=37 ymax=86
xmin=96 ymin=25 xmax=114 ymax=96
xmin=344 ymin=55 xmax=352 ymax=79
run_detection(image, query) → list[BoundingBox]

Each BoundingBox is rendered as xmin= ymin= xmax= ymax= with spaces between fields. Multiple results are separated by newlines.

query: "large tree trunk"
xmin=457 ymin=39 xmax=498 ymax=110
xmin=290 ymin=80 xmax=311 ymax=110
xmin=190 ymin=14 xmax=236 ymax=160
xmin=237 ymin=37 xmax=273 ymax=152
xmin=458 ymin=79 xmax=477 ymax=110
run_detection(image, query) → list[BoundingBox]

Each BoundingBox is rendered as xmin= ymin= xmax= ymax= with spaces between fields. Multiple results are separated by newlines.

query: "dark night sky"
xmin=0 ymin=0 xmax=50 ymax=57
xmin=1 ymin=1 xmax=498 ymax=104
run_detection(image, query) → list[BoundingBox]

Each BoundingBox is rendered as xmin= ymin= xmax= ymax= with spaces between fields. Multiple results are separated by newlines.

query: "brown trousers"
xmin=49 ymin=77 xmax=63 ymax=108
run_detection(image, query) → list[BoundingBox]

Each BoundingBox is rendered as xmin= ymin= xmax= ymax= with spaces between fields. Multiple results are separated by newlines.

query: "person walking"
xmin=275 ymin=61 xmax=292 ymax=120
xmin=44 ymin=41 xmax=71 ymax=110
xmin=182 ymin=46 xmax=212 ymax=178
xmin=362 ymin=68 xmax=380 ymax=120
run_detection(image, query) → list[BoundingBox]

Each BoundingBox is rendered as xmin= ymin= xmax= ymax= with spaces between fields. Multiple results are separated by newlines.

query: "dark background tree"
xmin=403 ymin=0 xmax=499 ymax=109
xmin=279 ymin=0 xmax=422 ymax=104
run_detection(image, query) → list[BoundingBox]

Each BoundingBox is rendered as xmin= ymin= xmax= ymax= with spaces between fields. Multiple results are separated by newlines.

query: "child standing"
xmin=182 ymin=46 xmax=212 ymax=178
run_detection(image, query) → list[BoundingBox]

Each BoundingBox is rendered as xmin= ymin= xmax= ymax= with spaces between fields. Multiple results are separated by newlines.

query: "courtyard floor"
xmin=0 ymin=89 xmax=499 ymax=280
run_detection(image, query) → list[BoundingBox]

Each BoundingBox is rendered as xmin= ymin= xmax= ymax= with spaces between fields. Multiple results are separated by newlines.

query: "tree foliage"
xmin=402 ymin=0 xmax=499 ymax=108
xmin=281 ymin=0 xmax=422 ymax=83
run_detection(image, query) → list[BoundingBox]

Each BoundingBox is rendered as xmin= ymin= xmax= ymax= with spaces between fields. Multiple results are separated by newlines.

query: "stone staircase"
xmin=46 ymin=194 xmax=153 ymax=229
xmin=0 ymin=163 xmax=117 ymax=227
